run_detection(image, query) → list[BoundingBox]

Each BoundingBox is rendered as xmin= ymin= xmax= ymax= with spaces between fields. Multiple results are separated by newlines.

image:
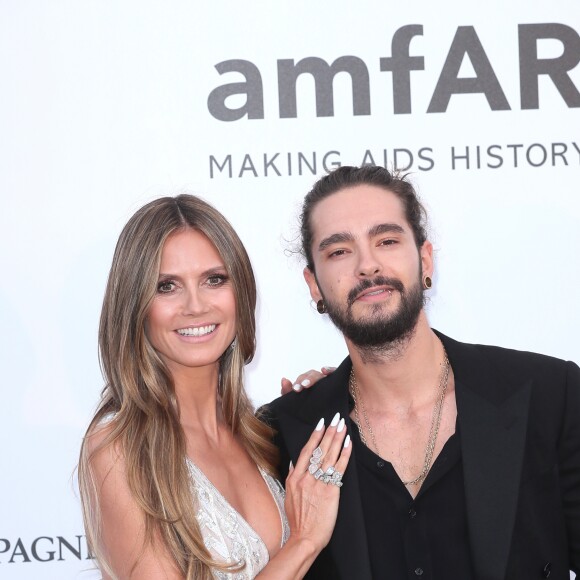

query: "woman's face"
xmin=146 ymin=229 xmax=237 ymax=377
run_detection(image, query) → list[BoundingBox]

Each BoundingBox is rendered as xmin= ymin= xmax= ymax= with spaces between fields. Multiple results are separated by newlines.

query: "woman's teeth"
xmin=177 ymin=324 xmax=216 ymax=337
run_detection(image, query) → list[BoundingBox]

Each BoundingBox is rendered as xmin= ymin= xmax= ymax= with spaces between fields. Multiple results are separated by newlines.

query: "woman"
xmin=78 ymin=194 xmax=351 ymax=579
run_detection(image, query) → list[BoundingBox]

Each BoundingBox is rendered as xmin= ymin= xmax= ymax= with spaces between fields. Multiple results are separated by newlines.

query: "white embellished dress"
xmin=187 ymin=459 xmax=290 ymax=579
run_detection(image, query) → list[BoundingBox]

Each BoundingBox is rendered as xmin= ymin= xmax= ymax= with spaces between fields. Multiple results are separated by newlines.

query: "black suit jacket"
xmin=262 ymin=332 xmax=580 ymax=580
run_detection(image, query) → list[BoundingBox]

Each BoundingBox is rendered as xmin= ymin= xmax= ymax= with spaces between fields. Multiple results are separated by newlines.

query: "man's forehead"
xmin=310 ymin=184 xmax=408 ymax=239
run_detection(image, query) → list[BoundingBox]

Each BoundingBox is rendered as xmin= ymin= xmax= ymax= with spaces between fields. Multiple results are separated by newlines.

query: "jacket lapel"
xmin=275 ymin=360 xmax=373 ymax=580
xmin=439 ymin=332 xmax=531 ymax=580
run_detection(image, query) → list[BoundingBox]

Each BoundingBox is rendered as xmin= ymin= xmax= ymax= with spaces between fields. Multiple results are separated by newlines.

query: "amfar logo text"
xmin=207 ymin=23 xmax=580 ymax=120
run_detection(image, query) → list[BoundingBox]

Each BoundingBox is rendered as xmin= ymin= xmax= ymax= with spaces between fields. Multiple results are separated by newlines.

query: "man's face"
xmin=303 ymin=184 xmax=433 ymax=350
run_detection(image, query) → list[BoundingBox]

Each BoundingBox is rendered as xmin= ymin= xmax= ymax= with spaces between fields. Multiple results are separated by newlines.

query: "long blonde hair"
xmin=78 ymin=194 xmax=278 ymax=579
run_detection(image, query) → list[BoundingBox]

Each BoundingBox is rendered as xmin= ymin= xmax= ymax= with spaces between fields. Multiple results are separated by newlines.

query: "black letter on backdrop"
xmin=277 ymin=56 xmax=370 ymax=118
xmin=380 ymin=24 xmax=425 ymax=114
xmin=209 ymin=155 xmax=232 ymax=178
xmin=9 ymin=539 xmax=31 ymax=563
xmin=207 ymin=60 xmax=264 ymax=121
xmin=519 ymin=23 xmax=580 ymax=109
xmin=428 ymin=26 xmax=510 ymax=112
xmin=57 ymin=536 xmax=82 ymax=561
xmin=0 ymin=538 xmax=10 ymax=557
xmin=31 ymin=537 xmax=55 ymax=562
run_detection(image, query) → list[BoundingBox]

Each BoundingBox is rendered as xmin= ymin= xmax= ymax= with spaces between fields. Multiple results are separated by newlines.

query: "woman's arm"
xmin=87 ymin=428 xmax=184 ymax=580
xmin=256 ymin=414 xmax=352 ymax=579
xmin=88 ymin=413 xmax=350 ymax=580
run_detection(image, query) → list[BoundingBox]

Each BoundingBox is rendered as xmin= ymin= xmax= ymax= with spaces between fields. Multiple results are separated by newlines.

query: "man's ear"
xmin=303 ymin=267 xmax=322 ymax=302
xmin=420 ymin=240 xmax=434 ymax=278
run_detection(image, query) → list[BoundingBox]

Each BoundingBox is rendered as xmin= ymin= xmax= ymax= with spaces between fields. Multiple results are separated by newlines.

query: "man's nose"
xmin=356 ymin=248 xmax=382 ymax=277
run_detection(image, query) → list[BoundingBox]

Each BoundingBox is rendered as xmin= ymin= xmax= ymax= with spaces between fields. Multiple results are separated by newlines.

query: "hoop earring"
xmin=316 ymin=299 xmax=327 ymax=314
xmin=423 ymin=276 xmax=432 ymax=289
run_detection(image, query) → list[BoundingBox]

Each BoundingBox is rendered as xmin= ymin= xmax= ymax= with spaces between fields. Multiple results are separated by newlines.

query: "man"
xmin=263 ymin=166 xmax=580 ymax=579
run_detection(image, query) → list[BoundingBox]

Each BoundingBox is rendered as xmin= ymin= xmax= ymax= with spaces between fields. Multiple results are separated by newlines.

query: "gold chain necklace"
xmin=349 ymin=345 xmax=450 ymax=487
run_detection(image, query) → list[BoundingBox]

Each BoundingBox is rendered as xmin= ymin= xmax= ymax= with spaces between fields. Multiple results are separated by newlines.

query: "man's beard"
xmin=322 ymin=273 xmax=424 ymax=357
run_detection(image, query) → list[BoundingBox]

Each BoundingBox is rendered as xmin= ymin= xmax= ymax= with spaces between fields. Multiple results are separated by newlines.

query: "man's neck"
xmin=346 ymin=312 xmax=446 ymax=407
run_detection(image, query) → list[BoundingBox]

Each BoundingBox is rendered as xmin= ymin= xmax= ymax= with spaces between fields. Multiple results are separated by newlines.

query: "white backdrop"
xmin=1 ymin=1 xmax=579 ymax=578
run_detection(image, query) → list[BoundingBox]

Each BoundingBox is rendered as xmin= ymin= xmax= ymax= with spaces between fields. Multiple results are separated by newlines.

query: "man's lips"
xmin=354 ymin=286 xmax=394 ymax=301
xmin=347 ymin=277 xmax=405 ymax=306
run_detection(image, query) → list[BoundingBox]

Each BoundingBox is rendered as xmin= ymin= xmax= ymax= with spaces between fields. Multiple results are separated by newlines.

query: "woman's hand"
xmin=283 ymin=412 xmax=351 ymax=553
xmin=280 ymin=366 xmax=337 ymax=394
xmin=255 ymin=414 xmax=351 ymax=579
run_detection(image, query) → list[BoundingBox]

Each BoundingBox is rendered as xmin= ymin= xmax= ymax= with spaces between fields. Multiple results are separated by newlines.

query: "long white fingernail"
xmin=292 ymin=383 xmax=301 ymax=392
xmin=301 ymin=378 xmax=311 ymax=387
xmin=330 ymin=412 xmax=340 ymax=427
xmin=337 ymin=418 xmax=345 ymax=432
xmin=322 ymin=366 xmax=336 ymax=372
xmin=344 ymin=434 xmax=351 ymax=448
xmin=315 ymin=418 xmax=324 ymax=431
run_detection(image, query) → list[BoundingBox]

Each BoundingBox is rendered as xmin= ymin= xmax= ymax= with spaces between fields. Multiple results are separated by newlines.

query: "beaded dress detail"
xmin=187 ymin=459 xmax=289 ymax=579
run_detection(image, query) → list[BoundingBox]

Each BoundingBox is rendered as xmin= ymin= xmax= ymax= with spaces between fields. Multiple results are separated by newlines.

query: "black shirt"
xmin=351 ymin=417 xmax=474 ymax=579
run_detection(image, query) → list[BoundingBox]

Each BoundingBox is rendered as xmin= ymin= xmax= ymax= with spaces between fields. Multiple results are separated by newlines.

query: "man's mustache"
xmin=347 ymin=276 xmax=405 ymax=306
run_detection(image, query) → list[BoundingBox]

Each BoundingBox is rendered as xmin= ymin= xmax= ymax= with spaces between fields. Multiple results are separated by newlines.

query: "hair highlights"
xmin=78 ymin=195 xmax=277 ymax=579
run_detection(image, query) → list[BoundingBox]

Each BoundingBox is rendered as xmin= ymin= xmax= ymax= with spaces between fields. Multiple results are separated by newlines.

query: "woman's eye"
xmin=207 ymin=274 xmax=228 ymax=287
xmin=157 ymin=281 xmax=175 ymax=293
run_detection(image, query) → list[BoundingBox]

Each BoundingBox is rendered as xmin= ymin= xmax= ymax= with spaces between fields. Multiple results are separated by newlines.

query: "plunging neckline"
xmin=186 ymin=458 xmax=287 ymax=560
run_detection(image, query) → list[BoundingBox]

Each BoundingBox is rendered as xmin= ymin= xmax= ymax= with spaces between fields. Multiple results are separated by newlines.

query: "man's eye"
xmin=207 ymin=274 xmax=228 ymax=287
xmin=328 ymin=249 xmax=346 ymax=258
xmin=157 ymin=281 xmax=175 ymax=293
xmin=380 ymin=239 xmax=397 ymax=246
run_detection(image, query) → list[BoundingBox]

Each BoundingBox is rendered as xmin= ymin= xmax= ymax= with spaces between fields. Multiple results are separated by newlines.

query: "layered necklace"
xmin=348 ymin=344 xmax=451 ymax=487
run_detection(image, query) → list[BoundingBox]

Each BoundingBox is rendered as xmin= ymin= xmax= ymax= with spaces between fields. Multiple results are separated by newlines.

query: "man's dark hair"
xmin=300 ymin=165 xmax=428 ymax=271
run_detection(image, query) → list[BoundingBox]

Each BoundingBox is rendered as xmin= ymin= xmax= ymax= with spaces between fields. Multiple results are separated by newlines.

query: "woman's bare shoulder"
xmin=84 ymin=419 xmax=125 ymax=484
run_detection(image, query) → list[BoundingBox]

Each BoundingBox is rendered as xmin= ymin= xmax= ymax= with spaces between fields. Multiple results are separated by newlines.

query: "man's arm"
xmin=256 ymin=404 xmax=292 ymax=482
xmin=559 ymin=361 xmax=580 ymax=572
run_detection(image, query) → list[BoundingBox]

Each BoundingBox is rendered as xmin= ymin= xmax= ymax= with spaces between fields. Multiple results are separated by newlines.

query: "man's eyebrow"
xmin=318 ymin=223 xmax=406 ymax=252
xmin=318 ymin=232 xmax=355 ymax=252
xmin=318 ymin=223 xmax=405 ymax=252
xmin=368 ymin=223 xmax=405 ymax=237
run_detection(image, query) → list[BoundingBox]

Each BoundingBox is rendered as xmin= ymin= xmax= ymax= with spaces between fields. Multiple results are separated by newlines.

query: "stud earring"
xmin=316 ymin=299 xmax=327 ymax=314
xmin=423 ymin=276 xmax=432 ymax=289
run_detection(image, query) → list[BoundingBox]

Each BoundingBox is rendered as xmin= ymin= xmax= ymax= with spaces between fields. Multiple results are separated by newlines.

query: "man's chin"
xmin=349 ymin=308 xmax=400 ymax=328
xmin=346 ymin=305 xmax=396 ymax=329
xmin=341 ymin=304 xmax=422 ymax=348
xmin=349 ymin=325 xmax=409 ymax=344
